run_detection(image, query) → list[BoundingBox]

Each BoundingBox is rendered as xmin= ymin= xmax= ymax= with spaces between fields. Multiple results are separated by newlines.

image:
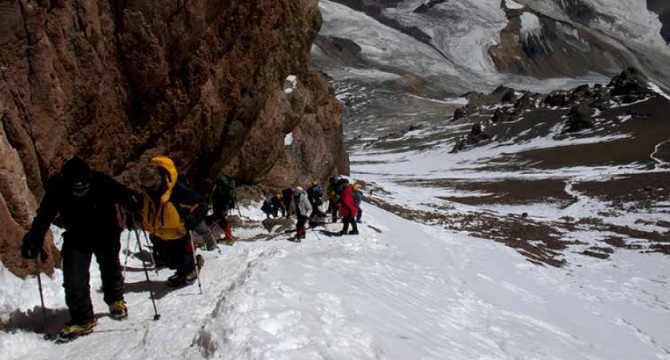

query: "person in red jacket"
xmin=335 ymin=178 xmax=359 ymax=236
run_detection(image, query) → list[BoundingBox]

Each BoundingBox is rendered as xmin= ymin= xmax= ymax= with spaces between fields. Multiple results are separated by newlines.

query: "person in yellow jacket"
xmin=138 ymin=156 xmax=207 ymax=287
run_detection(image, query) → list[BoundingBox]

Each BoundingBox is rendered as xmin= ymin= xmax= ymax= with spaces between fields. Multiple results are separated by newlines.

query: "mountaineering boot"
xmin=166 ymin=256 xmax=202 ymax=287
xmin=167 ymin=271 xmax=196 ymax=287
xmin=203 ymin=233 xmax=217 ymax=251
xmin=109 ymin=300 xmax=128 ymax=320
xmin=296 ymin=226 xmax=306 ymax=241
xmin=56 ymin=318 xmax=97 ymax=343
xmin=349 ymin=221 xmax=359 ymax=235
xmin=217 ymin=225 xmax=235 ymax=246
xmin=223 ymin=225 xmax=235 ymax=244
xmin=339 ymin=219 xmax=349 ymax=236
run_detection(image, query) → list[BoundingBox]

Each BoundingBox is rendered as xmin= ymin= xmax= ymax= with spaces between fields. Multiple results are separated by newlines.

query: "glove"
xmin=126 ymin=192 xmax=143 ymax=212
xmin=125 ymin=210 xmax=142 ymax=230
xmin=21 ymin=232 xmax=43 ymax=260
xmin=184 ymin=215 xmax=198 ymax=231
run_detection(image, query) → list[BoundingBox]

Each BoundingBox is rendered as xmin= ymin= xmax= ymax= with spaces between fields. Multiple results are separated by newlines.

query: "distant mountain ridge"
xmin=314 ymin=0 xmax=670 ymax=96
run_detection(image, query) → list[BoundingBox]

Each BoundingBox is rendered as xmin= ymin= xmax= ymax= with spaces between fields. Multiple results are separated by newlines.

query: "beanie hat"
xmin=62 ymin=157 xmax=91 ymax=189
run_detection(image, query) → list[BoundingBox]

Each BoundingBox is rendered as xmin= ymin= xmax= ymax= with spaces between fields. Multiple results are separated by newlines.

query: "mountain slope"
xmin=2 ymin=202 xmax=669 ymax=359
xmin=313 ymin=0 xmax=670 ymax=96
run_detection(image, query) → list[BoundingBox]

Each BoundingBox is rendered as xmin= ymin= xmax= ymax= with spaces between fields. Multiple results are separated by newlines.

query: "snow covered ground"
xmin=2 ymin=191 xmax=669 ymax=359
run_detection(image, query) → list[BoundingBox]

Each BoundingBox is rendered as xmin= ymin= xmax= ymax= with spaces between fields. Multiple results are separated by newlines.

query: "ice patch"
xmin=519 ymin=12 xmax=542 ymax=37
xmin=505 ymin=0 xmax=525 ymax=10
xmin=617 ymin=114 xmax=632 ymax=123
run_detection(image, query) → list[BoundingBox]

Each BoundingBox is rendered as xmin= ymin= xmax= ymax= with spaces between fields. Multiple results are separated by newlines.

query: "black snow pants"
xmin=151 ymin=234 xmax=194 ymax=276
xmin=61 ymin=231 xmax=123 ymax=324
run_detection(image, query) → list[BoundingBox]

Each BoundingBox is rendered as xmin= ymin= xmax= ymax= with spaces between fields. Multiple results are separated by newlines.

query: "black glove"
xmin=125 ymin=210 xmax=142 ymax=230
xmin=21 ymin=232 xmax=43 ymax=260
xmin=184 ymin=215 xmax=198 ymax=230
xmin=126 ymin=192 xmax=143 ymax=212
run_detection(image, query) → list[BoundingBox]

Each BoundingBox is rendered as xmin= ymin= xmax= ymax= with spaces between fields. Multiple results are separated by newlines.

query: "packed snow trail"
xmin=3 ymin=203 xmax=670 ymax=359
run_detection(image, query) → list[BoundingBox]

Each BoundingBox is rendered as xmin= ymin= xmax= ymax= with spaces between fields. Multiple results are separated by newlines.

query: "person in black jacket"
xmin=270 ymin=192 xmax=286 ymax=218
xmin=21 ymin=157 xmax=141 ymax=341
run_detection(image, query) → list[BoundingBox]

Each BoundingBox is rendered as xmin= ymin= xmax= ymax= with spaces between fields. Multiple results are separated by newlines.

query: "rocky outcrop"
xmin=489 ymin=7 xmax=627 ymax=79
xmin=448 ymin=67 xmax=661 ymax=152
xmin=563 ymin=103 xmax=595 ymax=133
xmin=0 ymin=0 xmax=347 ymax=277
xmin=648 ymin=0 xmax=670 ymax=43
xmin=608 ymin=67 xmax=651 ymax=97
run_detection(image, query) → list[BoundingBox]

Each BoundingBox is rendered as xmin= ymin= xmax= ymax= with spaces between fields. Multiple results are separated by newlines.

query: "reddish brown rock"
xmin=0 ymin=0 xmax=347 ymax=277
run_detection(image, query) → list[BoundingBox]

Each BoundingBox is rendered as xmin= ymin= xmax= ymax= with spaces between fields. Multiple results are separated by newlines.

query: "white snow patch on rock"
xmin=505 ymin=0 xmax=525 ymax=10
xmin=284 ymin=75 xmax=298 ymax=94
xmin=519 ymin=12 xmax=542 ymax=36
xmin=648 ymin=82 xmax=670 ymax=100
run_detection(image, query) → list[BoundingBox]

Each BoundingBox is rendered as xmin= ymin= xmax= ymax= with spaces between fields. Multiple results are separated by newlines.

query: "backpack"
xmin=281 ymin=188 xmax=293 ymax=204
xmin=312 ymin=184 xmax=323 ymax=199
xmin=353 ymin=189 xmax=364 ymax=205
xmin=213 ymin=175 xmax=236 ymax=206
xmin=261 ymin=200 xmax=272 ymax=214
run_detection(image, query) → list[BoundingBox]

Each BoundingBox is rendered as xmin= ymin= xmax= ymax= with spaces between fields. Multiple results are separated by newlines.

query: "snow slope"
xmin=2 ymin=200 xmax=669 ymax=359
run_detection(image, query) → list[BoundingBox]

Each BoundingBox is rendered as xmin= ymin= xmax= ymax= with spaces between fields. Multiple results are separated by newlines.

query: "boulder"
xmin=609 ymin=67 xmax=651 ymax=96
xmin=563 ymin=103 xmax=595 ymax=133
xmin=544 ymin=91 xmax=571 ymax=107
xmin=491 ymin=108 xmax=514 ymax=123
xmin=453 ymin=107 xmax=465 ymax=121
xmin=514 ymin=94 xmax=534 ymax=112
xmin=262 ymin=217 xmax=294 ymax=233
xmin=467 ymin=123 xmax=491 ymax=144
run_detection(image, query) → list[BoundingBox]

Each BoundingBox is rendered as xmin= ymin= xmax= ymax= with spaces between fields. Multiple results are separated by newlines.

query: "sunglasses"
xmin=141 ymin=177 xmax=161 ymax=191
xmin=71 ymin=181 xmax=90 ymax=196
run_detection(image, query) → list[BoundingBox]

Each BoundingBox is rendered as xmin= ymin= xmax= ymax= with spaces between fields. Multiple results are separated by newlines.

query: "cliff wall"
xmin=0 ymin=0 xmax=348 ymax=276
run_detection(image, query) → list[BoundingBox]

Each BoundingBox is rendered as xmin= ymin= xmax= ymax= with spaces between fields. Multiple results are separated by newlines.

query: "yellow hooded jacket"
xmin=140 ymin=156 xmax=198 ymax=240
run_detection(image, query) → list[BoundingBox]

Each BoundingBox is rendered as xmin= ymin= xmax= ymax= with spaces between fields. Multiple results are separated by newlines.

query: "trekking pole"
xmin=34 ymin=257 xmax=54 ymax=340
xmin=128 ymin=211 xmax=159 ymax=275
xmin=122 ymin=230 xmax=132 ymax=277
xmin=132 ymin=228 xmax=160 ymax=320
xmin=311 ymin=227 xmax=322 ymax=241
xmin=189 ymin=231 xmax=203 ymax=295
xmin=137 ymin=226 xmax=159 ymax=276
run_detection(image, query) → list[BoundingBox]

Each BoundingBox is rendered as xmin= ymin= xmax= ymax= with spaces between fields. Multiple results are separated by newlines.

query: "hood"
xmin=150 ymin=156 xmax=178 ymax=204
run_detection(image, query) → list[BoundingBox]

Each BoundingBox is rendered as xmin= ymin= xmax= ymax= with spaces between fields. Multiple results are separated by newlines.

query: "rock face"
xmin=0 ymin=0 xmax=348 ymax=277
xmin=489 ymin=5 xmax=626 ymax=79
